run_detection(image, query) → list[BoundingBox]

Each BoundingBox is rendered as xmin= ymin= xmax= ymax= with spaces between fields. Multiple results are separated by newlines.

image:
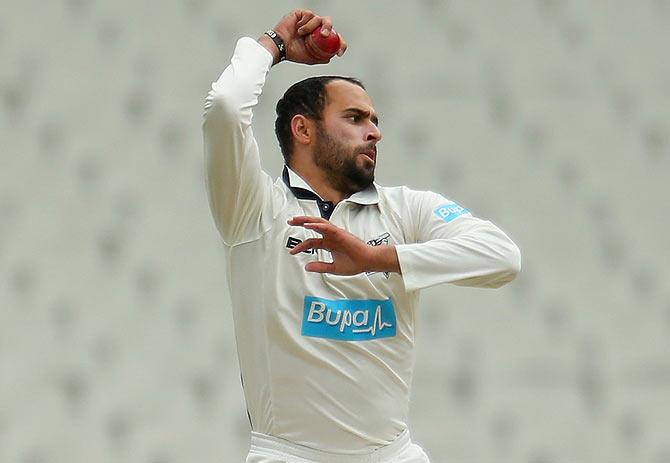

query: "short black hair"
xmin=274 ymin=76 xmax=365 ymax=165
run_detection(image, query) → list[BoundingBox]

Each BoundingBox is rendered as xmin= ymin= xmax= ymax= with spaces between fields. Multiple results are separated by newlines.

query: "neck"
xmin=289 ymin=160 xmax=349 ymax=204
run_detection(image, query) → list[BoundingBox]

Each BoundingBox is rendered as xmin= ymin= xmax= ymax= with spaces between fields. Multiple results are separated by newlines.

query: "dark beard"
xmin=314 ymin=125 xmax=375 ymax=195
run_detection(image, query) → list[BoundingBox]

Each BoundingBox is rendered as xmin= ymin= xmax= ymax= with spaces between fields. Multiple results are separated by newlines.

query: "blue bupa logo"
xmin=302 ymin=296 xmax=397 ymax=341
xmin=434 ymin=203 xmax=469 ymax=223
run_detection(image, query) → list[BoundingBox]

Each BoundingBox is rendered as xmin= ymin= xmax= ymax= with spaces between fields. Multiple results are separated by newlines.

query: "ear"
xmin=290 ymin=115 xmax=314 ymax=146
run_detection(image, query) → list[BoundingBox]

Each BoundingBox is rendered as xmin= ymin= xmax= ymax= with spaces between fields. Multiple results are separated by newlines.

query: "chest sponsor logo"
xmin=434 ymin=203 xmax=469 ymax=223
xmin=286 ymin=236 xmax=316 ymax=254
xmin=302 ymin=296 xmax=397 ymax=341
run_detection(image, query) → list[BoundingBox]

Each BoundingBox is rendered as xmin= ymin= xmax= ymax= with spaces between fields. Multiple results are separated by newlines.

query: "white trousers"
xmin=245 ymin=429 xmax=431 ymax=463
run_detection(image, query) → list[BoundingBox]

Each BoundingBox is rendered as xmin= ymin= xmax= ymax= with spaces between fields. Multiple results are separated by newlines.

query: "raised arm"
xmin=202 ymin=10 xmax=347 ymax=245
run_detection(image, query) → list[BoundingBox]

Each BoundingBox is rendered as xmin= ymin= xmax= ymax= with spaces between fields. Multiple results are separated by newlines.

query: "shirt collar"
xmin=282 ymin=166 xmax=379 ymax=205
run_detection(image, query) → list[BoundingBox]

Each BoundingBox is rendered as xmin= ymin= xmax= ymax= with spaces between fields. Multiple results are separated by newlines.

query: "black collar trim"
xmin=282 ymin=166 xmax=336 ymax=220
xmin=282 ymin=166 xmax=321 ymax=201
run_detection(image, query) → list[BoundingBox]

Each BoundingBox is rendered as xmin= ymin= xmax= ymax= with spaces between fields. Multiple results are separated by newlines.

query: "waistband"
xmin=249 ymin=429 xmax=411 ymax=463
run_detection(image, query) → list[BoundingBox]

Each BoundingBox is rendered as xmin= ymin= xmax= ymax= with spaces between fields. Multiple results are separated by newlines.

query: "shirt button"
xmin=322 ymin=204 xmax=330 ymax=210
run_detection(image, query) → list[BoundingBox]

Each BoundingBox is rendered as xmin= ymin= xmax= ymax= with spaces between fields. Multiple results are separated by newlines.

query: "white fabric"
xmin=203 ymin=37 xmax=521 ymax=453
xmin=246 ymin=429 xmax=430 ymax=463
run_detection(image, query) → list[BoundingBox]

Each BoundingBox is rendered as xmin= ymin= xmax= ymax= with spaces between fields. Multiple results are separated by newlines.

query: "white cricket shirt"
xmin=203 ymin=37 xmax=521 ymax=453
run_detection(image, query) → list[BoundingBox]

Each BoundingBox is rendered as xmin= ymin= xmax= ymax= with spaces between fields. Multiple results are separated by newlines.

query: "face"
xmin=312 ymin=80 xmax=382 ymax=195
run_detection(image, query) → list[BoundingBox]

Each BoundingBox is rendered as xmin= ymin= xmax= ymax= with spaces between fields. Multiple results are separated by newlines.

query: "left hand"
xmin=287 ymin=216 xmax=374 ymax=275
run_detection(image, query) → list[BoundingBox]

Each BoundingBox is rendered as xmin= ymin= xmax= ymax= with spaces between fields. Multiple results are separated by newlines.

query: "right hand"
xmin=264 ymin=10 xmax=348 ymax=65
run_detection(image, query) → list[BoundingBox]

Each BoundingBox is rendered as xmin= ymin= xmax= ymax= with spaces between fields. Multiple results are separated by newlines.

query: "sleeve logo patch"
xmin=434 ymin=203 xmax=469 ymax=223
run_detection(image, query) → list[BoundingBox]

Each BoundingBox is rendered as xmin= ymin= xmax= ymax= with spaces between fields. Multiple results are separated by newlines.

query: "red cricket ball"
xmin=309 ymin=27 xmax=341 ymax=56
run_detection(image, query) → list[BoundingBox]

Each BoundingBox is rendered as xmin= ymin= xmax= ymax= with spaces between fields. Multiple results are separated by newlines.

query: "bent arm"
xmin=396 ymin=190 xmax=521 ymax=291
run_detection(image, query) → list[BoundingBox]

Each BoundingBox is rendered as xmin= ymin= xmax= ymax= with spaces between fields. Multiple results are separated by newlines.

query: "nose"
xmin=365 ymin=121 xmax=382 ymax=142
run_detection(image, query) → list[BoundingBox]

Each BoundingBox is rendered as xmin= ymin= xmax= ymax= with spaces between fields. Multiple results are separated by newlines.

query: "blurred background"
xmin=1 ymin=0 xmax=669 ymax=462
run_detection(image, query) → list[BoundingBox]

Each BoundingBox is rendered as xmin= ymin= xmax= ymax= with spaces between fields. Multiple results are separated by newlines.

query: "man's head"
xmin=274 ymin=76 xmax=382 ymax=195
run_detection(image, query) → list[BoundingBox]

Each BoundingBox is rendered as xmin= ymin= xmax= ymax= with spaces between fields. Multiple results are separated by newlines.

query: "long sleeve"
xmin=202 ymin=37 xmax=277 ymax=246
xmin=395 ymin=189 xmax=521 ymax=292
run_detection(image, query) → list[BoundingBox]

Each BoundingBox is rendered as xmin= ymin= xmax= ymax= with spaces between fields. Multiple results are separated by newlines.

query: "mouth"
xmin=360 ymin=148 xmax=377 ymax=163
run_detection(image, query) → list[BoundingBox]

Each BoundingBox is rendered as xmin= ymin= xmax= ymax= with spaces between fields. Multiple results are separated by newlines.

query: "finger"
xmin=319 ymin=17 xmax=333 ymax=36
xmin=304 ymin=261 xmax=337 ymax=274
xmin=288 ymin=216 xmax=328 ymax=226
xmin=298 ymin=15 xmax=325 ymax=35
xmin=303 ymin=222 xmax=330 ymax=235
xmin=289 ymin=238 xmax=324 ymax=254
xmin=295 ymin=10 xmax=314 ymax=29
xmin=337 ymin=36 xmax=348 ymax=57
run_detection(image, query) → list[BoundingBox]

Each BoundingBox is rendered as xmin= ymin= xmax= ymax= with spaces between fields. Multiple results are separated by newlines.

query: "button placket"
xmin=317 ymin=200 xmax=334 ymax=220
